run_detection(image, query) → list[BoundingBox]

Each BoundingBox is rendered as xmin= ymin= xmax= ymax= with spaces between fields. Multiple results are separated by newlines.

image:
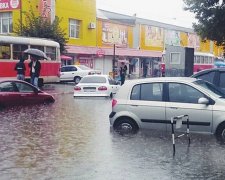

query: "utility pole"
xmin=113 ymin=44 xmax=116 ymax=79
xmin=20 ymin=0 xmax=23 ymax=35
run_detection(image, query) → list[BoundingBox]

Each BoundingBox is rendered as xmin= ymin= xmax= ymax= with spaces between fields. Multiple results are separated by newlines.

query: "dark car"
xmin=191 ymin=68 xmax=225 ymax=93
xmin=0 ymin=80 xmax=55 ymax=108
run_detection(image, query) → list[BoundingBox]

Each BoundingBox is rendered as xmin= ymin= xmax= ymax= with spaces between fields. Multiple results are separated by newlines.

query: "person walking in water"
xmin=28 ymin=55 xmax=41 ymax=87
xmin=14 ymin=54 xmax=26 ymax=80
xmin=119 ymin=62 xmax=127 ymax=85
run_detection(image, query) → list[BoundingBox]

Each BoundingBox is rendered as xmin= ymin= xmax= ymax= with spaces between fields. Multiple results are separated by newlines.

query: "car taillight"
xmin=98 ymin=86 xmax=107 ymax=91
xmin=112 ymin=99 xmax=117 ymax=108
xmin=74 ymin=86 xmax=81 ymax=91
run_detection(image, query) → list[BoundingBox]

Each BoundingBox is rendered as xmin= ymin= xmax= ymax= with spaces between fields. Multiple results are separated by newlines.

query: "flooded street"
xmin=0 ymin=84 xmax=225 ymax=180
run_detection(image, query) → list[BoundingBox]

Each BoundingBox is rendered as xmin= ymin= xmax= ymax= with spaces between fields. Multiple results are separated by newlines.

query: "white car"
xmin=109 ymin=77 xmax=225 ymax=141
xmin=74 ymin=74 xmax=120 ymax=97
xmin=59 ymin=65 xmax=101 ymax=84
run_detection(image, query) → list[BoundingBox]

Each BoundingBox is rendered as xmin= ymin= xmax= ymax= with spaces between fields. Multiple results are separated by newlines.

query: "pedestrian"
xmin=28 ymin=55 xmax=41 ymax=87
xmin=14 ymin=54 xmax=26 ymax=80
xmin=120 ymin=62 xmax=127 ymax=85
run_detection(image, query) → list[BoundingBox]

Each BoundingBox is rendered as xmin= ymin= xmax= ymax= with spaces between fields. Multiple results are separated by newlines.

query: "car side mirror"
xmin=198 ymin=97 xmax=209 ymax=105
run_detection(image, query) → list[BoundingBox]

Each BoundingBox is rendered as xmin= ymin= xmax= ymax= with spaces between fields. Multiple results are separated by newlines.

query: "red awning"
xmin=60 ymin=55 xmax=72 ymax=60
xmin=66 ymin=45 xmax=162 ymax=58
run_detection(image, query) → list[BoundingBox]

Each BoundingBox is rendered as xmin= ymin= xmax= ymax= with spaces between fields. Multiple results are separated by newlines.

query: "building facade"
xmin=0 ymin=0 xmax=224 ymax=78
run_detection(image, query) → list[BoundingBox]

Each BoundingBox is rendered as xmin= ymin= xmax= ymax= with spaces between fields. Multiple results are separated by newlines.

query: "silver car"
xmin=109 ymin=77 xmax=225 ymax=141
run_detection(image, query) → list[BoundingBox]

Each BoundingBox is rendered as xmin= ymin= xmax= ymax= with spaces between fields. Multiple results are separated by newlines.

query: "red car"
xmin=0 ymin=80 xmax=55 ymax=108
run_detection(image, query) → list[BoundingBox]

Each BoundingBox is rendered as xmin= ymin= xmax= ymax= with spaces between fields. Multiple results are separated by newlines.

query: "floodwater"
xmin=0 ymin=84 xmax=225 ymax=180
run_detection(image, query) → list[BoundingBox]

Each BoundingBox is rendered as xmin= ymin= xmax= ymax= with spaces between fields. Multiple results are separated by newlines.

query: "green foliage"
xmin=184 ymin=0 xmax=225 ymax=49
xmin=14 ymin=10 xmax=68 ymax=53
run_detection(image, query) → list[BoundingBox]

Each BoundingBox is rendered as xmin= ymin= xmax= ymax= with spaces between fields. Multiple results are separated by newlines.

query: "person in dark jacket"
xmin=119 ymin=62 xmax=127 ymax=85
xmin=28 ymin=55 xmax=41 ymax=87
xmin=14 ymin=55 xmax=26 ymax=80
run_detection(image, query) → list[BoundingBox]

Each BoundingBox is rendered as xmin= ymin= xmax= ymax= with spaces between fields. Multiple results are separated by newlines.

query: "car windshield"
xmin=194 ymin=79 xmax=225 ymax=97
xmin=79 ymin=76 xmax=106 ymax=83
xmin=78 ymin=65 xmax=91 ymax=70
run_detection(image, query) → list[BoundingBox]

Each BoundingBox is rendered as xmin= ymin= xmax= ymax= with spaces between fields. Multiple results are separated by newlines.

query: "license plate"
xmin=84 ymin=89 xmax=96 ymax=92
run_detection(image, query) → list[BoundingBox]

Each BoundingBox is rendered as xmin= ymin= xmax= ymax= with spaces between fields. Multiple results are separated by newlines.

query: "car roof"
xmin=83 ymin=74 xmax=109 ymax=78
xmin=115 ymin=77 xmax=198 ymax=99
xmin=192 ymin=68 xmax=225 ymax=77
xmin=0 ymin=79 xmax=29 ymax=83
xmin=126 ymin=77 xmax=197 ymax=85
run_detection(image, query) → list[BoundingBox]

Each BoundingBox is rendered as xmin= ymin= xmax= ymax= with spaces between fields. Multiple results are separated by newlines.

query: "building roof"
xmin=97 ymin=9 xmax=194 ymax=33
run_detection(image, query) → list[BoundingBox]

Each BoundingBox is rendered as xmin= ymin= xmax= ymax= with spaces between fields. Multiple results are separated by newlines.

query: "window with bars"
xmin=0 ymin=12 xmax=12 ymax=34
xmin=69 ymin=19 xmax=80 ymax=38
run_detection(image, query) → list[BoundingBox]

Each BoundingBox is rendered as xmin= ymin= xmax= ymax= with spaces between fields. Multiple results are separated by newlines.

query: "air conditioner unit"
xmin=88 ymin=22 xmax=96 ymax=29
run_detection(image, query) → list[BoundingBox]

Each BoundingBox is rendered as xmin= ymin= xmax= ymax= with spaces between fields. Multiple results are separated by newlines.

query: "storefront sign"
xmin=145 ymin=25 xmax=164 ymax=47
xmin=96 ymin=49 xmax=105 ymax=57
xmin=39 ymin=0 xmax=55 ymax=22
xmin=102 ymin=22 xmax=128 ymax=47
xmin=0 ymin=0 xmax=20 ymax=10
xmin=188 ymin=33 xmax=200 ymax=50
xmin=165 ymin=30 xmax=180 ymax=46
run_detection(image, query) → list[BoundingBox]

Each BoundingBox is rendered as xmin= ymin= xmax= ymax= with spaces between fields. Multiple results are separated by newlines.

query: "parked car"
xmin=191 ymin=68 xmax=225 ymax=94
xmin=109 ymin=77 xmax=225 ymax=141
xmin=0 ymin=80 xmax=55 ymax=108
xmin=59 ymin=65 xmax=101 ymax=84
xmin=74 ymin=74 xmax=120 ymax=98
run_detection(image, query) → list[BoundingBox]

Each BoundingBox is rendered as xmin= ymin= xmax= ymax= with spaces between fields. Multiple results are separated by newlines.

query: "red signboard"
xmin=96 ymin=49 xmax=105 ymax=57
xmin=0 ymin=0 xmax=21 ymax=11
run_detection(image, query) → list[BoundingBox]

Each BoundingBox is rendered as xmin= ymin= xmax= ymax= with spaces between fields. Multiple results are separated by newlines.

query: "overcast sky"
xmin=96 ymin=0 xmax=197 ymax=28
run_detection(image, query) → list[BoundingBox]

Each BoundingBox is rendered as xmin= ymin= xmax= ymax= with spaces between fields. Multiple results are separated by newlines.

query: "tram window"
xmin=196 ymin=56 xmax=200 ymax=63
xmin=13 ymin=44 xmax=28 ymax=60
xmin=200 ymin=56 xmax=204 ymax=64
xmin=30 ymin=45 xmax=44 ymax=52
xmin=205 ymin=57 xmax=209 ymax=64
xmin=46 ymin=46 xmax=56 ymax=61
xmin=0 ymin=44 xmax=10 ymax=59
xmin=209 ymin=57 xmax=212 ymax=64
xmin=194 ymin=56 xmax=196 ymax=63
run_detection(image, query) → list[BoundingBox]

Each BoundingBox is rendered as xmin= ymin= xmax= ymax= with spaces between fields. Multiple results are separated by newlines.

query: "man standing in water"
xmin=14 ymin=54 xmax=26 ymax=80
xmin=119 ymin=62 xmax=127 ymax=85
xmin=28 ymin=55 xmax=41 ymax=87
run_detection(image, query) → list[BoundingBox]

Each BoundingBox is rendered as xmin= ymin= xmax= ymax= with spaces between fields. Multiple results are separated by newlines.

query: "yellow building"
xmin=0 ymin=0 xmax=97 ymax=66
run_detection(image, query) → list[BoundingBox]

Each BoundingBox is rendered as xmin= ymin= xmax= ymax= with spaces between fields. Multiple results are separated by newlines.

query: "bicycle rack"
xmin=171 ymin=115 xmax=191 ymax=155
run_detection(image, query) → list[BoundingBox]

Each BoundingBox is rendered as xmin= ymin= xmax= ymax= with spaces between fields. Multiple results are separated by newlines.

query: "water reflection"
xmin=0 ymin=93 xmax=225 ymax=179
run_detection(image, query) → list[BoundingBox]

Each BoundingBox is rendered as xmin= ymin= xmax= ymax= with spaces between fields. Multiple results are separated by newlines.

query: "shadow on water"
xmin=0 ymin=93 xmax=225 ymax=179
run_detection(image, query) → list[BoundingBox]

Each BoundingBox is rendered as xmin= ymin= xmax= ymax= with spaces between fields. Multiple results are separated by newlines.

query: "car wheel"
xmin=114 ymin=117 xmax=139 ymax=134
xmin=216 ymin=122 xmax=225 ymax=142
xmin=74 ymin=76 xmax=81 ymax=84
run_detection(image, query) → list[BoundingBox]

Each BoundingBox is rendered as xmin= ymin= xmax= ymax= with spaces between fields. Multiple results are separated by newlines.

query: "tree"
xmin=183 ymin=0 xmax=225 ymax=49
xmin=14 ymin=10 xmax=68 ymax=53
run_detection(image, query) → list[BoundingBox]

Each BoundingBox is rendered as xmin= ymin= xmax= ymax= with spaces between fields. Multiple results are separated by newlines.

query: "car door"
xmin=0 ymin=82 xmax=21 ymax=106
xmin=165 ymin=82 xmax=213 ymax=133
xmin=15 ymin=82 xmax=43 ymax=104
xmin=128 ymin=82 xmax=166 ymax=130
